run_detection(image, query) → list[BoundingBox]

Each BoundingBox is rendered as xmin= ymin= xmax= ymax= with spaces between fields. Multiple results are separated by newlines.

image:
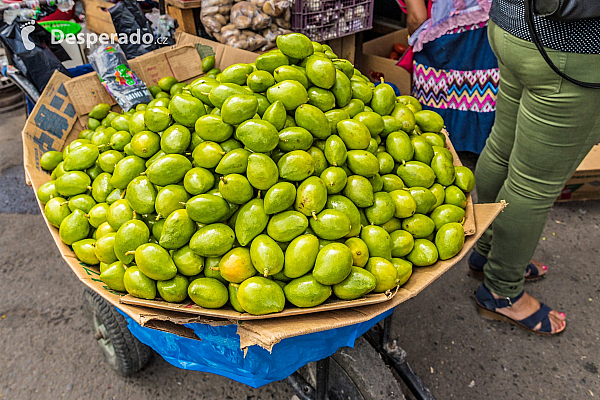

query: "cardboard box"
xmin=557 ymin=145 xmax=600 ymax=202
xmin=21 ymin=33 xmax=503 ymax=351
xmin=82 ymin=0 xmax=117 ymax=35
xmin=361 ymin=29 xmax=412 ymax=97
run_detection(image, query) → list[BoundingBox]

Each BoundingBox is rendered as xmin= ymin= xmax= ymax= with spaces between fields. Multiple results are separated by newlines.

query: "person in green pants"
xmin=469 ymin=2 xmax=600 ymax=335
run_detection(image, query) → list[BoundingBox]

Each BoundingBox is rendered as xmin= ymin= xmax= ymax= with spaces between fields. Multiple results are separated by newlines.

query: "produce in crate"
xmin=37 ymin=33 xmax=474 ymax=316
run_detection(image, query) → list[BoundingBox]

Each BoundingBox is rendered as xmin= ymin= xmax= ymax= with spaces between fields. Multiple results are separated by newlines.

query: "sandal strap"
xmin=526 ymin=262 xmax=539 ymax=276
xmin=476 ymin=284 xmax=524 ymax=309
xmin=518 ymin=303 xmax=553 ymax=333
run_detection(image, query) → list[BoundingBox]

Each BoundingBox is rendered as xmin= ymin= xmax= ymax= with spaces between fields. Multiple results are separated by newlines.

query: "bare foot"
xmin=491 ymin=291 xmax=566 ymax=334
xmin=526 ymin=260 xmax=548 ymax=278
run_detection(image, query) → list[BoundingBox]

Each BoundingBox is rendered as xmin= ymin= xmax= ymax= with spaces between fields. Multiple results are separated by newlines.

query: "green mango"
xmin=50 ymin=161 xmax=66 ymax=180
xmin=254 ymin=93 xmax=271 ymax=117
xmin=381 ymin=174 xmax=404 ymax=192
xmin=99 ymin=261 xmax=126 ymax=291
xmin=55 ymin=171 xmax=91 ymax=197
xmin=425 ymin=184 xmax=444 ymax=213
xmin=430 ymin=204 xmax=466 ymax=230
xmin=407 ymin=186 xmax=436 ymax=214
xmin=94 ymin=232 xmax=117 ymax=264
xmin=307 ymin=87 xmax=335 ymax=112
xmin=220 ymin=138 xmax=243 ymax=153
xmin=351 ymin=80 xmax=373 ymax=105
xmin=332 ymin=59 xmax=353 ymax=79
xmin=278 ymin=127 xmax=313 ymax=152
xmin=173 ymin=245 xmax=204 ymax=276
xmin=346 ymin=150 xmax=380 ymax=177
xmin=360 ymin=225 xmax=392 ymax=261
xmin=454 ymin=166 xmax=475 ymax=192
xmin=402 ymin=214 xmax=435 ymax=238
xmin=63 ymin=144 xmax=99 ymax=172
xmin=67 ymin=194 xmax=96 ymax=214
xmin=72 ymin=238 xmax=99 ymax=265
xmin=183 ymin=167 xmax=214 ymax=196
xmin=37 ymin=181 xmax=59 ymax=204
xmin=421 ymin=132 xmax=445 ymax=147
xmin=365 ymin=192 xmax=395 ymax=225
xmin=192 ymin=142 xmax=224 ymax=170
xmin=40 ymin=151 xmax=63 ymax=171
xmin=325 ymin=195 xmax=361 ymax=238
xmin=266 ymin=80 xmax=308 ymax=111
xmin=217 ymin=174 xmax=252 ymax=205
xmin=87 ymin=117 xmax=101 ymax=131
xmin=274 ymin=65 xmax=309 ymax=88
xmin=371 ymin=83 xmax=396 ymax=116
xmin=341 ymin=99 xmax=365 ymax=118
xmin=123 ymin=266 xmax=156 ymax=299
xmin=320 ymin=167 xmax=347 ymax=194
xmin=250 ymin=234 xmax=284 ymax=276
xmin=284 ymin=234 xmax=319 ymax=278
xmin=128 ymin=111 xmax=146 ymax=136
xmin=396 ymin=95 xmax=422 ymax=111
xmin=324 ymin=135 xmax=348 ymax=167
xmin=235 ymin=198 xmax=269 ymax=246
xmin=157 ymin=274 xmax=189 ymax=303
xmin=264 ymin=182 xmax=296 ymax=214
xmin=151 ymin=218 xmax=166 ymax=240
xmin=365 ymin=257 xmax=400 ymax=292
xmin=324 ymin=109 xmax=350 ymax=135
xmin=87 ymin=203 xmax=109 ymax=228
xmin=247 ymin=70 xmax=276 ymax=93
xmin=201 ymin=55 xmax=216 ymax=73
xmin=262 ymin=100 xmax=287 ymax=131
xmin=380 ymin=217 xmax=402 ymax=233
xmin=188 ymin=277 xmax=228 ymax=308
xmin=208 ymin=83 xmax=248 ymax=109
xmin=366 ymin=138 xmax=379 ymax=155
xmin=331 ymin=70 xmax=352 ymax=108
xmin=397 ymin=161 xmax=436 ymax=188
xmin=218 ymin=247 xmax=256 ymax=283
xmin=221 ymin=63 xmax=254 ymax=86
xmin=186 ymin=194 xmax=230 ymax=224
xmin=390 ymin=230 xmax=414 ymax=258
xmin=159 ymin=209 xmax=196 ymax=249
xmin=388 ymin=189 xmax=416 ymax=218
xmin=310 ymin=209 xmax=351 ymax=240
xmin=267 ymin=211 xmax=308 ymax=242
xmin=236 ymin=119 xmax=279 ymax=153
xmin=214 ymin=148 xmax=249 ymax=175
xmin=148 ymin=98 xmax=169 ymax=108
xmin=308 ymin=146 xmax=328 ymax=176
xmin=96 ymin=150 xmax=123 ymax=174
xmin=313 ymin=243 xmax=353 ymax=285
xmin=188 ymin=77 xmax=218 ymax=106
xmin=415 ymin=110 xmax=444 ymax=133
xmin=386 ymin=131 xmax=413 ymax=163
xmin=333 ymin=267 xmax=376 ymax=300
xmin=155 ymin=185 xmax=189 ymax=219
xmin=277 ymin=33 xmax=314 ymax=59
xmin=390 ymin=104 xmax=416 ymax=133
xmin=343 ymin=175 xmax=374 ymax=207
xmin=337 ymin=119 xmax=370 ymax=150
xmin=114 ymin=219 xmax=149 ymax=264
xmin=144 ymin=149 xmax=166 ymax=169
xmin=436 ymin=222 xmax=465 ymax=260
xmin=144 ymin=106 xmax=172 ymax=133
xmin=220 ymin=94 xmax=258 ymax=126
xmin=190 ymin=223 xmax=235 ymax=257
xmin=237 ymin=276 xmax=285 ymax=315
xmin=158 ymin=76 xmax=178 ymax=92
xmin=95 ymin=221 xmax=115 ymax=239
xmin=228 ymin=283 xmax=245 ymax=312
xmin=130 ymin=131 xmax=160 ymax=158
xmin=353 ymin=112 xmax=384 ymax=137
xmin=305 ymin=55 xmax=336 ymax=89
xmin=445 ymin=185 xmax=467 ymax=208
xmin=380 ymin=116 xmax=403 ymax=138
xmin=160 ymin=124 xmax=191 ymax=154
xmin=278 ymin=150 xmax=315 ymax=181
xmin=86 ymin=163 xmax=104 ymax=181
xmin=392 ymin=258 xmax=412 ymax=286
xmin=284 ymin=274 xmax=331 ymax=307
xmin=295 ymin=104 xmax=331 ymax=140
xmin=147 ymin=154 xmax=192 ymax=186
xmin=110 ymin=156 xmax=146 ymax=189
xmin=376 ymin=152 xmax=395 ymax=175
xmin=124 ymin=176 xmax=156 ymax=215
xmin=430 ymin=154 xmax=455 ymax=187
xmin=59 ymin=209 xmax=90 ymax=245
xmin=168 ymin=94 xmax=205 ymax=127
xmin=92 ymin=128 xmax=115 ymax=151
xmin=89 ymin=103 xmax=111 ymax=120
xmin=243 ymin=155 xmax=277 ymax=192
xmin=201 ymin=258 xmax=225 ymax=284
xmin=344 ymin=237 xmax=369 ymax=267
xmin=406 ymin=238 xmax=439 ymax=266
xmin=294 ymin=176 xmax=328 ymax=218
xmin=410 ymin=136 xmax=434 ymax=165
xmin=256 ymin=50 xmax=290 ymax=74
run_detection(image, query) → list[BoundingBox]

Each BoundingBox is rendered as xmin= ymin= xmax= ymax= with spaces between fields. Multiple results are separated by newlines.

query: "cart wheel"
xmin=82 ymin=289 xmax=153 ymax=376
xmin=295 ymin=336 xmax=405 ymax=400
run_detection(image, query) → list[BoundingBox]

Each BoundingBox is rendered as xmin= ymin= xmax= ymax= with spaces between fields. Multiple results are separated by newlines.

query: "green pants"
xmin=475 ymin=21 xmax=600 ymax=297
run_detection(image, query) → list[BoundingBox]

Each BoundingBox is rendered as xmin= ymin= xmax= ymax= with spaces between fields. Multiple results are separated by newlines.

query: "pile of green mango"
xmin=36 ymin=32 xmax=475 ymax=316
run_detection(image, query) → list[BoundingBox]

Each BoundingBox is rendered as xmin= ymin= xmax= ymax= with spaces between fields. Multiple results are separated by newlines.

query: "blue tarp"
xmin=117 ymin=308 xmax=394 ymax=388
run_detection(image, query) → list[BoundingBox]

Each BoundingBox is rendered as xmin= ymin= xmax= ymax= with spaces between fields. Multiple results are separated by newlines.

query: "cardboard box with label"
xmin=21 ymin=33 xmax=502 ymax=351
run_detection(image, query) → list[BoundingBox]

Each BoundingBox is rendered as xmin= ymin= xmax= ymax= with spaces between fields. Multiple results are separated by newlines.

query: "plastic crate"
xmin=291 ymin=0 xmax=374 ymax=42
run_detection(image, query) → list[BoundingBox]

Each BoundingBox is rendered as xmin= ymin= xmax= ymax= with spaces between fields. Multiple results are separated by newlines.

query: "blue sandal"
xmin=475 ymin=284 xmax=565 ymax=336
xmin=468 ymin=249 xmax=547 ymax=281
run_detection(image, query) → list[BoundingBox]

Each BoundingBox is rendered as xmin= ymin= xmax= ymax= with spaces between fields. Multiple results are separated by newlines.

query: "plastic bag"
xmin=0 ymin=20 xmax=71 ymax=92
xmin=109 ymin=0 xmax=159 ymax=59
xmin=200 ymin=0 xmax=233 ymax=37
xmin=145 ymin=8 xmax=178 ymax=46
xmin=88 ymin=44 xmax=152 ymax=111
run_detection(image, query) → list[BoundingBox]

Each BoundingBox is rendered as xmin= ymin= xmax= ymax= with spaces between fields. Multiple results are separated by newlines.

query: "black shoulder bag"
xmin=525 ymin=0 xmax=600 ymax=88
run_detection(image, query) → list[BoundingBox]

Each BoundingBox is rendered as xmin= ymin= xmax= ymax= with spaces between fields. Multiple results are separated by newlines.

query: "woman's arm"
xmin=405 ymin=0 xmax=428 ymax=35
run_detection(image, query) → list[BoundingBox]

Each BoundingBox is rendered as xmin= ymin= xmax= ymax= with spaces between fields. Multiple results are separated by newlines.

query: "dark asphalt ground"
xmin=1 ymin=107 xmax=599 ymax=399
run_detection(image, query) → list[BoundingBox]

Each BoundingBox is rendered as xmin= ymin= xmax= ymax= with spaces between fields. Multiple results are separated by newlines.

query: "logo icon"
xmin=21 ymin=21 xmax=36 ymax=51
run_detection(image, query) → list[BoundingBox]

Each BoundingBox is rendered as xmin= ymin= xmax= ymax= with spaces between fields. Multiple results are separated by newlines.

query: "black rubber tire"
xmin=296 ymin=336 xmax=405 ymax=400
xmin=82 ymin=289 xmax=153 ymax=376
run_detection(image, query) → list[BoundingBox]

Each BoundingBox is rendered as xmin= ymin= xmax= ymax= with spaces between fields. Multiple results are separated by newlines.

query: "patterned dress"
xmin=409 ymin=0 xmax=498 ymax=153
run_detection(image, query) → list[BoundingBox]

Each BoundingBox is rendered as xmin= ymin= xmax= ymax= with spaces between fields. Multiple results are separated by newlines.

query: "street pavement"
xmin=1 ymin=107 xmax=598 ymax=399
